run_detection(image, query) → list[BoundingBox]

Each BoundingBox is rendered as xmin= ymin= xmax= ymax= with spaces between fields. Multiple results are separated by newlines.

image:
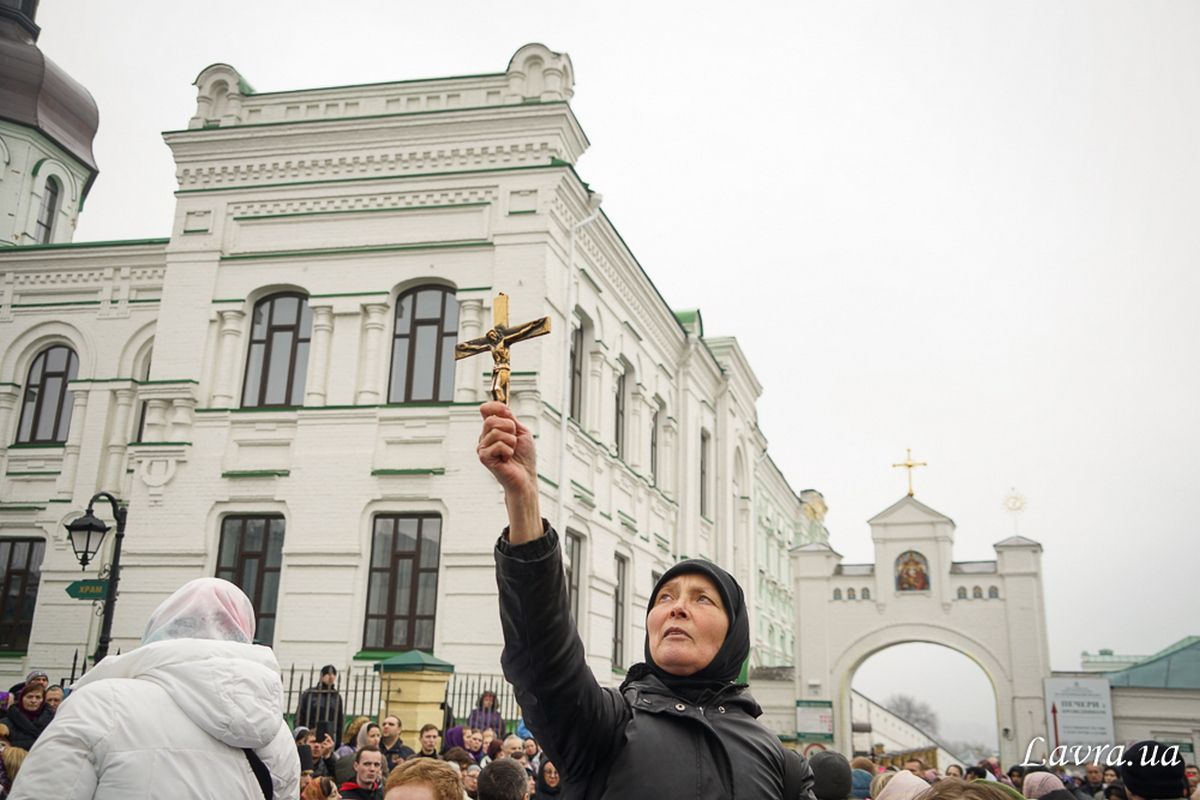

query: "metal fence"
xmin=283 ymin=663 xmax=381 ymax=731
xmin=443 ymin=671 xmax=521 ymax=735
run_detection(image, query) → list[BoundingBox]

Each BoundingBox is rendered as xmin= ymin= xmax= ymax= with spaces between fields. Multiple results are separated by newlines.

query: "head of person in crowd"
xmin=502 ymin=734 xmax=524 ymax=759
xmin=905 ymin=759 xmax=927 ymax=776
xmin=343 ymin=715 xmax=371 ymax=747
xmin=350 ymin=745 xmax=385 ymax=790
xmin=1085 ymin=766 xmax=1107 ymax=790
xmin=486 ymin=738 xmax=504 ymax=761
xmin=872 ymin=770 xmax=899 ymax=799
xmin=946 ymin=766 xmax=965 ymax=779
xmin=478 ymin=757 xmax=531 ymax=800
xmin=852 ymin=768 xmax=875 ymax=799
xmin=443 ymin=724 xmax=467 ymax=753
xmin=922 ymin=778 xmax=1026 ymax=800
xmin=535 ymin=760 xmax=561 ymax=797
xmin=1105 ymin=782 xmax=1128 ymax=800
xmin=878 ymin=769 xmax=936 ymax=800
xmin=1024 ymin=772 xmax=1067 ymax=799
xmin=967 ymin=767 xmax=992 ymax=782
xmin=464 ymin=763 xmax=482 ymax=798
xmin=465 ymin=727 xmax=483 ymax=755
xmin=302 ymin=775 xmax=343 ymax=800
xmin=1184 ymin=766 xmax=1198 ymax=794
xmin=1120 ymin=741 xmax=1189 ymax=800
xmin=1104 ymin=768 xmax=1122 ymax=786
xmin=852 ymin=757 xmax=878 ymax=773
xmin=640 ymin=559 xmax=749 ymax=703
xmin=418 ymin=724 xmax=440 ymax=755
xmin=523 ymin=738 xmax=538 ymax=759
xmin=1 ymin=747 xmax=27 ymax=783
xmin=294 ymin=726 xmax=316 ymax=774
xmin=43 ymin=685 xmax=64 ymax=712
xmin=24 ymin=671 xmax=48 ymax=693
xmin=1008 ymin=767 xmax=1027 ymax=789
xmin=443 ymin=746 xmax=475 ymax=772
xmin=478 ymin=690 xmax=498 ymax=711
xmin=384 ymin=757 xmax=462 ymax=800
xmin=810 ymin=751 xmax=854 ymax=800
xmin=481 ymin=728 xmax=497 ymax=750
xmin=15 ymin=685 xmax=44 ymax=716
xmin=380 ymin=715 xmax=402 ymax=745
xmin=357 ymin=721 xmax=382 ymax=750
xmin=320 ymin=664 xmax=338 ymax=688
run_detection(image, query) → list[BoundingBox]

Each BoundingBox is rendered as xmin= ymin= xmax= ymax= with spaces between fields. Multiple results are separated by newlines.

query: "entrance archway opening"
xmin=850 ymin=642 xmax=999 ymax=767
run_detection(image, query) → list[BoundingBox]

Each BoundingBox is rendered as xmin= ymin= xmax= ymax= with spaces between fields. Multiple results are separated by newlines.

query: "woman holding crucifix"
xmin=476 ymin=400 xmax=816 ymax=799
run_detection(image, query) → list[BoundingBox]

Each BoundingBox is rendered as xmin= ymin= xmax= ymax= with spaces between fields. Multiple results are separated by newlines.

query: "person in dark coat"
xmin=533 ymin=760 xmax=562 ymax=799
xmin=4 ymin=685 xmax=52 ymax=750
xmin=477 ymin=401 xmax=817 ymax=800
xmin=296 ymin=665 xmax=345 ymax=746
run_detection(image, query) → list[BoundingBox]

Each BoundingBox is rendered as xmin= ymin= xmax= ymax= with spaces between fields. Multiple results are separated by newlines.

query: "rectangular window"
xmin=569 ymin=326 xmax=584 ymax=422
xmin=700 ymin=430 xmax=711 ymax=516
xmin=216 ymin=516 xmax=285 ymax=646
xmin=565 ymin=530 xmax=584 ymax=625
xmin=650 ymin=407 xmax=660 ymax=485
xmin=612 ymin=554 xmax=627 ymax=669
xmin=364 ymin=514 xmax=442 ymax=652
xmin=0 ymin=539 xmax=45 ymax=652
xmin=614 ymin=370 xmax=626 ymax=458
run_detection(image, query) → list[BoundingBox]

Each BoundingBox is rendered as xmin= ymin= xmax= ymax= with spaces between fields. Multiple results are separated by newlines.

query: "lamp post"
xmin=64 ymin=491 xmax=127 ymax=663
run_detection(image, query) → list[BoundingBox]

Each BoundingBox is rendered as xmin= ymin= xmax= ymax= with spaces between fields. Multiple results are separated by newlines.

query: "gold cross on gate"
xmin=892 ymin=448 xmax=928 ymax=497
xmin=455 ymin=292 xmax=551 ymax=405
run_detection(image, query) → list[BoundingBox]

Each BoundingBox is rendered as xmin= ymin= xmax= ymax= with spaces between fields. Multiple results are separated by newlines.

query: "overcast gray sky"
xmin=35 ymin=1 xmax=1200 ymax=748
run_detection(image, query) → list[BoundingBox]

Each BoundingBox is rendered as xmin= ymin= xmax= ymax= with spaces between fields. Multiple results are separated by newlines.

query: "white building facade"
xmin=0 ymin=44 xmax=822 ymax=687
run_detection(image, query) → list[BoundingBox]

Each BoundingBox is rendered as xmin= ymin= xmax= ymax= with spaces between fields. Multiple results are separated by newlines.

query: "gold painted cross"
xmin=892 ymin=448 xmax=928 ymax=497
xmin=455 ymin=292 xmax=550 ymax=404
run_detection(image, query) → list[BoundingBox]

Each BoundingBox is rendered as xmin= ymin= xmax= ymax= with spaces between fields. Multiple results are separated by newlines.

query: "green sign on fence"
xmin=65 ymin=579 xmax=109 ymax=600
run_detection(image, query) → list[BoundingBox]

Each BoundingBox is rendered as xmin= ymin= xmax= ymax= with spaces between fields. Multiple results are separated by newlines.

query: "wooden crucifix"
xmin=455 ymin=292 xmax=551 ymax=404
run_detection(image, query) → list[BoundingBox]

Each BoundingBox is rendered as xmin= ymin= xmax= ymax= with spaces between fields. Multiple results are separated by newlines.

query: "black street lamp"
xmin=63 ymin=491 xmax=127 ymax=663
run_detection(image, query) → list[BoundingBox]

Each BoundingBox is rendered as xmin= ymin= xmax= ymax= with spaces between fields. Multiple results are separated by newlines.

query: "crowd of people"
xmin=795 ymin=746 xmax=1197 ymax=800
xmin=290 ymin=695 xmax=562 ymax=800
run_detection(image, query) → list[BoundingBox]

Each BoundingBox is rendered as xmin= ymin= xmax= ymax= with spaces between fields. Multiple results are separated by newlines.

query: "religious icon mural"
xmin=895 ymin=550 xmax=930 ymax=591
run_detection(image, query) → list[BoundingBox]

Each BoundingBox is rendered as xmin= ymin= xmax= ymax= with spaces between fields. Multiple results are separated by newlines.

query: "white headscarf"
xmin=141 ymin=577 xmax=257 ymax=644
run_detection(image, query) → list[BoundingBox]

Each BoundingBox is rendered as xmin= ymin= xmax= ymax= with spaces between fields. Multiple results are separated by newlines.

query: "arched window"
xmin=847 ymin=588 xmax=856 ymax=600
xmin=34 ymin=177 xmax=60 ymax=244
xmin=242 ymin=293 xmax=311 ymax=408
xmin=956 ymin=586 xmax=967 ymax=599
xmin=988 ymin=585 xmax=999 ymax=599
xmin=389 ymin=286 xmax=458 ymax=403
xmin=972 ymin=585 xmax=983 ymax=599
xmin=833 ymin=588 xmax=842 ymax=600
xmin=16 ymin=344 xmax=78 ymax=443
xmin=862 ymin=587 xmax=871 ymax=600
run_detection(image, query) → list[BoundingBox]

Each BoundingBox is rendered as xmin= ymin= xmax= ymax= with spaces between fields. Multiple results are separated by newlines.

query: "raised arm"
xmin=477 ymin=402 xmax=628 ymax=779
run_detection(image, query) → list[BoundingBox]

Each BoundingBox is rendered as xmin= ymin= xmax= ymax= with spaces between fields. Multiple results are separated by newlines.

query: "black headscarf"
xmin=621 ymin=558 xmax=750 ymax=704
xmin=534 ymin=759 xmax=562 ymax=797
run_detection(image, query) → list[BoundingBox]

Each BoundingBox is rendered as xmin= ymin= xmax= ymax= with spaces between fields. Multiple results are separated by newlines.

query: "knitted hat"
xmin=810 ymin=751 xmax=853 ymax=800
xmin=852 ymin=768 xmax=874 ymax=799
xmin=1120 ymin=741 xmax=1188 ymax=800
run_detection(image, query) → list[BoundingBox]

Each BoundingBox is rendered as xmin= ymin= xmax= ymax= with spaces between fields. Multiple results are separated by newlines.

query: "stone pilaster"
xmin=211 ymin=309 xmax=246 ymax=407
xmin=304 ymin=305 xmax=334 ymax=406
xmin=356 ymin=302 xmax=390 ymax=405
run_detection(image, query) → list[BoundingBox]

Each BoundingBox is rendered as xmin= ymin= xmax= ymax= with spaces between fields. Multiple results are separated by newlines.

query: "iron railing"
xmin=443 ymin=671 xmax=521 ymax=735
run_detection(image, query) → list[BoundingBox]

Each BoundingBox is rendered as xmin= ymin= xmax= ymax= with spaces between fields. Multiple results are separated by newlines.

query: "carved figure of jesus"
xmin=455 ymin=293 xmax=550 ymax=404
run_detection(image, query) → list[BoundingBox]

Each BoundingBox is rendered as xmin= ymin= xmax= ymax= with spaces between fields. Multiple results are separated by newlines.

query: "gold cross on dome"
xmin=454 ymin=292 xmax=550 ymax=405
xmin=892 ymin=448 xmax=928 ymax=497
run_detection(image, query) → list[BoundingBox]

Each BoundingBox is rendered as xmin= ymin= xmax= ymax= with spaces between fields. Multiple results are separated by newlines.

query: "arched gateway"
xmin=791 ymin=496 xmax=1051 ymax=765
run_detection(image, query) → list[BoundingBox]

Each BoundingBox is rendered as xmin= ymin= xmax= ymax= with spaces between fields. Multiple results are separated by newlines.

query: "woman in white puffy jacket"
xmin=11 ymin=577 xmax=299 ymax=800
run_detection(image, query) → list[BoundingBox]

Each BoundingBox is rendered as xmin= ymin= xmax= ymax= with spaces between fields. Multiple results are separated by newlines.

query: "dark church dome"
xmin=0 ymin=1 xmax=99 ymax=176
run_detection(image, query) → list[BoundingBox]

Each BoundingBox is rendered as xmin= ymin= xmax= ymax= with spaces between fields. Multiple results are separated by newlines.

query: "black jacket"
xmin=495 ymin=526 xmax=816 ymax=800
